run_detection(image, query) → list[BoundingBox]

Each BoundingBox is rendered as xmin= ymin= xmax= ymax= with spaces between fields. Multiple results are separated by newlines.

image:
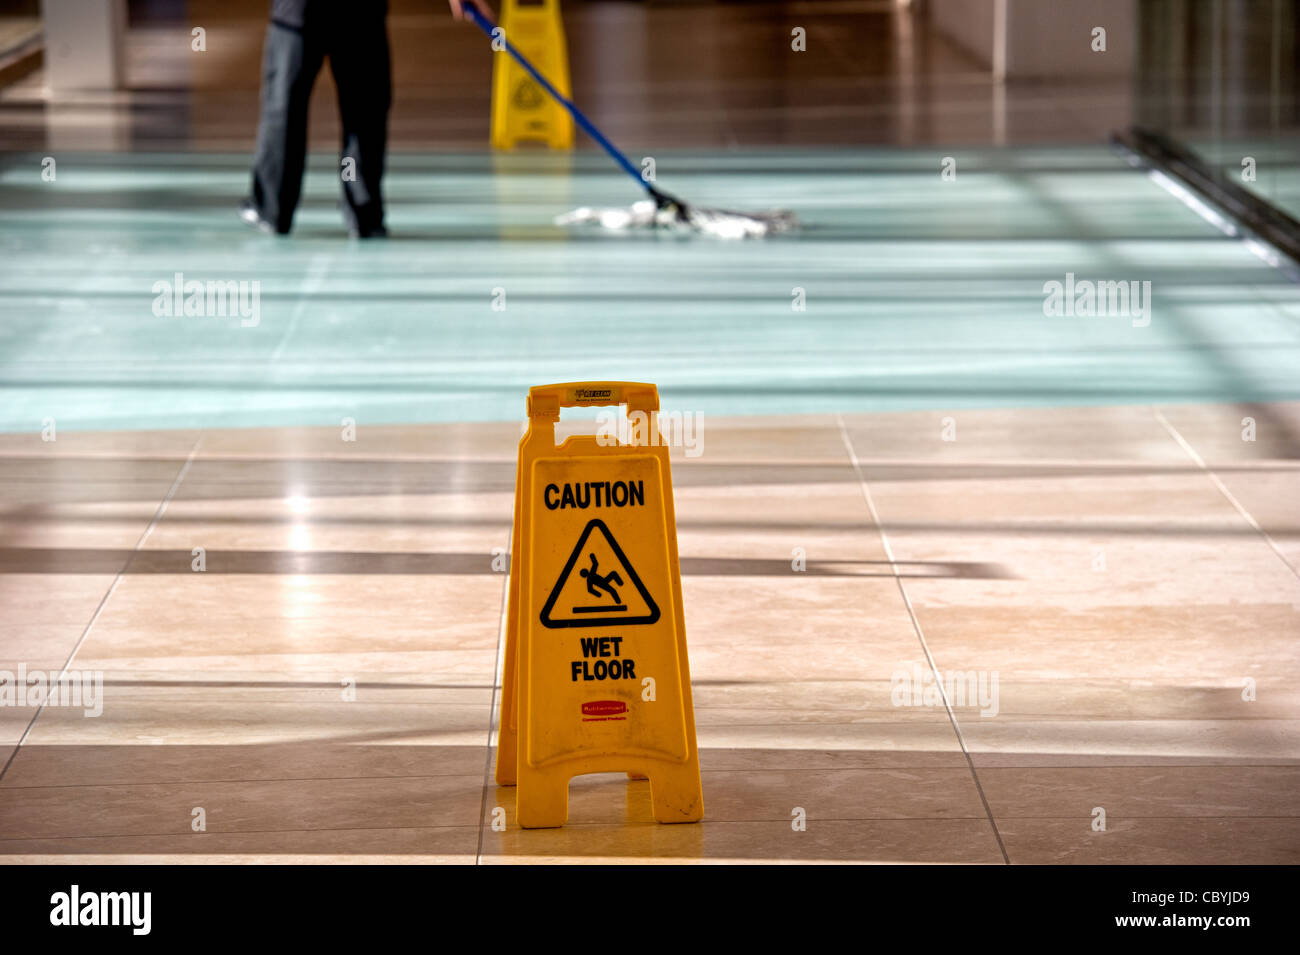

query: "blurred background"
xmin=0 ymin=1 xmax=1294 ymax=160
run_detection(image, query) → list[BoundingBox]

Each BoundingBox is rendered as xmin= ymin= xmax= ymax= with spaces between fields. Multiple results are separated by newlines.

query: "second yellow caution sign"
xmin=490 ymin=0 xmax=574 ymax=150
xmin=497 ymin=382 xmax=703 ymax=828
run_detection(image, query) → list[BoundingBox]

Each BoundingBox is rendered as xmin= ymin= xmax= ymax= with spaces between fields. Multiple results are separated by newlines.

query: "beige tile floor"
xmin=0 ymin=402 xmax=1297 ymax=864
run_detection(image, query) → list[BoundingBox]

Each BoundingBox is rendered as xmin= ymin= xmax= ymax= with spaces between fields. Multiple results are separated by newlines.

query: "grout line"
xmin=474 ymin=526 xmax=513 ymax=864
xmin=0 ymin=437 xmax=202 ymax=784
xmin=1153 ymin=407 xmax=1300 ymax=583
xmin=836 ymin=414 xmax=1011 ymax=864
xmin=1 ymin=812 xmax=1295 ymax=848
xmin=2 ymin=771 xmax=495 ymax=791
xmin=269 ymin=252 xmax=332 ymax=363
xmin=0 ymin=824 xmax=483 ymax=844
xmin=5 ymin=761 xmax=1297 ymax=793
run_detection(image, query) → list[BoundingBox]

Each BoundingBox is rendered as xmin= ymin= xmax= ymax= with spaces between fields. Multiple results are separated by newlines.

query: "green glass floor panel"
xmin=1 ymin=147 xmax=1296 ymax=432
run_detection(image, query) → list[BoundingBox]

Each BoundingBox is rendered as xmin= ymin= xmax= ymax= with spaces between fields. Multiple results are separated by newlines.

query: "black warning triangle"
xmin=540 ymin=519 xmax=660 ymax=629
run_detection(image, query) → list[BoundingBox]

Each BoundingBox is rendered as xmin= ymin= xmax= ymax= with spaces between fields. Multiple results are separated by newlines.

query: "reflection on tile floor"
xmin=0 ymin=402 xmax=1297 ymax=863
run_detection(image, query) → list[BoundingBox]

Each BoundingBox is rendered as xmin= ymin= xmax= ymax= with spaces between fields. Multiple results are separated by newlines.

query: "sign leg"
xmin=649 ymin=767 xmax=704 ymax=824
xmin=517 ymin=770 xmax=569 ymax=829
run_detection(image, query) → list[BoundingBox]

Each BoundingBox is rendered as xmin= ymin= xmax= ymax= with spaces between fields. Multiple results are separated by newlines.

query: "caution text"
xmin=544 ymin=481 xmax=645 ymax=510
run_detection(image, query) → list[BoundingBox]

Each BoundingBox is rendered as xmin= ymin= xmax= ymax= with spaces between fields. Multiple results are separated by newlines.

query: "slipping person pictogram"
xmin=540 ymin=518 xmax=659 ymax=628
xmin=579 ymin=553 xmax=623 ymax=605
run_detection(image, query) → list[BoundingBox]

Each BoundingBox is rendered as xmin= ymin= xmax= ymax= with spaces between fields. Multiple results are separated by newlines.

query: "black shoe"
xmin=348 ymin=222 xmax=388 ymax=239
xmin=239 ymin=199 xmax=282 ymax=235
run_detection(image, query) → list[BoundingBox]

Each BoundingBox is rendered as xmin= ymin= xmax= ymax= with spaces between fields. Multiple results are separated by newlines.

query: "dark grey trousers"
xmin=248 ymin=13 xmax=390 ymax=234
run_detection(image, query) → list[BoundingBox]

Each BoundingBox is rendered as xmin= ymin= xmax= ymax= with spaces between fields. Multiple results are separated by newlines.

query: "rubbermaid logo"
xmin=574 ymin=388 xmax=612 ymax=402
xmin=582 ymin=700 xmax=627 ymax=717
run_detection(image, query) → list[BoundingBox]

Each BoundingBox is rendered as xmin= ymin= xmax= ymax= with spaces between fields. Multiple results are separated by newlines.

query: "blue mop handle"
xmin=463 ymin=1 xmax=654 ymax=196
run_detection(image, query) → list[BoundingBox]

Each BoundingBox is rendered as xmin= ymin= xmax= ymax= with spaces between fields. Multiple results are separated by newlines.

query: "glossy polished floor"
xmin=4 ymin=145 xmax=1300 ymax=431
xmin=1 ymin=0 xmax=1299 ymax=864
xmin=0 ymin=402 xmax=1298 ymax=863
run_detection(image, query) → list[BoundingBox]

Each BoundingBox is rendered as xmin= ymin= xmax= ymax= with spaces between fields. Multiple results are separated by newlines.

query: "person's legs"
xmin=248 ymin=20 xmax=325 ymax=233
xmin=327 ymin=14 xmax=391 ymax=236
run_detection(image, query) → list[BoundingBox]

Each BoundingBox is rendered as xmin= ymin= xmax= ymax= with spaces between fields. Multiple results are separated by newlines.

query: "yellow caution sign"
xmin=496 ymin=382 xmax=703 ymax=828
xmin=491 ymin=0 xmax=575 ymax=151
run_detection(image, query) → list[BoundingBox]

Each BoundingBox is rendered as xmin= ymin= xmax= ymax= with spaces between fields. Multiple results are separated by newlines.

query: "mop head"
xmin=556 ymin=199 xmax=797 ymax=239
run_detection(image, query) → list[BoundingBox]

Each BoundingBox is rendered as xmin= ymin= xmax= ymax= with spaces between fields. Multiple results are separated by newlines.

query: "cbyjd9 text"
xmin=1132 ymin=891 xmax=1250 ymax=906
